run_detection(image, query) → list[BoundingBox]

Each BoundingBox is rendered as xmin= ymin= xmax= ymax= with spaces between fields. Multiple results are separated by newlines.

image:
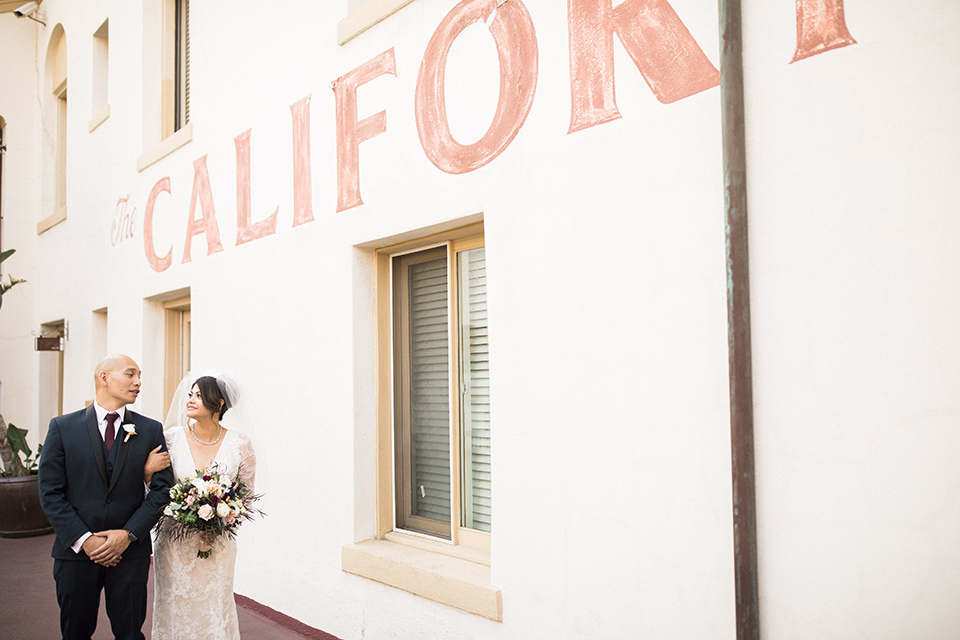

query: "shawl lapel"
xmin=85 ymin=405 xmax=108 ymax=485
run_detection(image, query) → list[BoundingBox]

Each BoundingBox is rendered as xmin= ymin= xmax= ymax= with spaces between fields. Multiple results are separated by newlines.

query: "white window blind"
xmin=407 ymin=257 xmax=452 ymax=525
xmin=458 ymin=248 xmax=491 ymax=532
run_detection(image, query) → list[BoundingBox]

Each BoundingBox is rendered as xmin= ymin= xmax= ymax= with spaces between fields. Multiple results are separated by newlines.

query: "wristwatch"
xmin=125 ymin=529 xmax=138 ymax=543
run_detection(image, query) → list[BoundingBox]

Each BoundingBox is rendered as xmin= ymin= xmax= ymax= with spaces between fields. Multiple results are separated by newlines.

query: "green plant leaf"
xmin=5 ymin=424 xmax=32 ymax=459
xmin=0 ymin=248 xmax=14 ymax=264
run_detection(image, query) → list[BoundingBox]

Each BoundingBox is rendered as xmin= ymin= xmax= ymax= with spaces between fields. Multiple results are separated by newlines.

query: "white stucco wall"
xmin=744 ymin=1 xmax=960 ymax=637
xmin=1 ymin=0 xmax=958 ymax=638
xmin=0 ymin=14 xmax=42 ymax=436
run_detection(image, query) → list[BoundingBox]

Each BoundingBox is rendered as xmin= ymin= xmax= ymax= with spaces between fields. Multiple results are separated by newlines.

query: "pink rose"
xmin=197 ymin=504 xmax=214 ymax=521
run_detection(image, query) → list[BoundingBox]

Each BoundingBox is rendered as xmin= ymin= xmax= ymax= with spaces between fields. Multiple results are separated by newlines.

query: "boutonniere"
xmin=122 ymin=424 xmax=137 ymax=443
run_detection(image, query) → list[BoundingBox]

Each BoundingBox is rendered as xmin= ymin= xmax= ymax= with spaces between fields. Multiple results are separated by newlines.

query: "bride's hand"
xmin=198 ymin=531 xmax=216 ymax=551
xmin=144 ymin=445 xmax=171 ymax=484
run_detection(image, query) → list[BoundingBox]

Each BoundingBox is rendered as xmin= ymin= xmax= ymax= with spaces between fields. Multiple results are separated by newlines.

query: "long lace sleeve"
xmin=236 ymin=434 xmax=256 ymax=492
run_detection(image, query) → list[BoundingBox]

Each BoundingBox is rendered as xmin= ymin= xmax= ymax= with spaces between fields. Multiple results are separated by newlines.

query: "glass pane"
xmin=458 ymin=247 xmax=491 ymax=532
xmin=407 ymin=257 xmax=451 ymax=524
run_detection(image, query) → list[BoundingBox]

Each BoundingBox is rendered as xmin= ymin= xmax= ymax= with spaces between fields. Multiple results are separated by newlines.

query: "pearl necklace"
xmin=190 ymin=423 xmax=223 ymax=446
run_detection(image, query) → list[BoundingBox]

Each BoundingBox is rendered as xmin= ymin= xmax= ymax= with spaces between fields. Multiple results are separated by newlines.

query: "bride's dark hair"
xmin=194 ymin=376 xmax=230 ymax=420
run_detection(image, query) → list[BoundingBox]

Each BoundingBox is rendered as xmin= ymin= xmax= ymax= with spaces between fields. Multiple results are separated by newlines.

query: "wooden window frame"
xmin=137 ymin=0 xmax=193 ymax=172
xmin=39 ymin=30 xmax=68 ymax=233
xmin=162 ymin=0 xmax=190 ymax=139
xmin=163 ymin=296 xmax=191 ymax=414
xmin=54 ymin=82 xmax=67 ymax=213
xmin=343 ymin=222 xmax=500 ymax=621
xmin=393 ymin=246 xmax=453 ymax=538
xmin=376 ymin=223 xmax=490 ymax=555
xmin=89 ymin=20 xmax=110 ymax=132
xmin=39 ymin=82 xmax=68 ymax=234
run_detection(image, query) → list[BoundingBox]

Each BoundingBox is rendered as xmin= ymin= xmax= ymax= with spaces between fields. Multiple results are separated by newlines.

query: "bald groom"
xmin=38 ymin=354 xmax=174 ymax=640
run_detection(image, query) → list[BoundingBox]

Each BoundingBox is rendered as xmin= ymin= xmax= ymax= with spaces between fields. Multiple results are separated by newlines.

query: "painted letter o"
xmin=415 ymin=0 xmax=538 ymax=174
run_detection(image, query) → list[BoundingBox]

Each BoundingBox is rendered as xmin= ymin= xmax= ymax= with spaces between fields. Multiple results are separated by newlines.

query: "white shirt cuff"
xmin=72 ymin=532 xmax=92 ymax=554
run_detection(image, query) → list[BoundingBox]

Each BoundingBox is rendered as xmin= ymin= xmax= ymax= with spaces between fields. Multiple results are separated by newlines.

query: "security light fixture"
xmin=13 ymin=2 xmax=45 ymax=25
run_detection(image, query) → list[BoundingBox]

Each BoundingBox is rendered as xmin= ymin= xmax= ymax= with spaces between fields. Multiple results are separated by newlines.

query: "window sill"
xmin=37 ymin=206 xmax=67 ymax=234
xmin=88 ymin=104 xmax=110 ymax=133
xmin=338 ymin=0 xmax=417 ymax=45
xmin=137 ymin=122 xmax=193 ymax=173
xmin=341 ymin=535 xmax=502 ymax=621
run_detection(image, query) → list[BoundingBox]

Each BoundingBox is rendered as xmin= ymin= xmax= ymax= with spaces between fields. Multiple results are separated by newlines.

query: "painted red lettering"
xmin=144 ymin=181 xmax=173 ymax=272
xmin=415 ymin=0 xmax=538 ymax=175
xmin=792 ymin=0 xmax=856 ymax=62
xmin=112 ymin=197 xmax=128 ymax=246
xmin=333 ymin=49 xmax=397 ymax=212
xmin=567 ymin=0 xmax=719 ymax=134
xmin=291 ymin=95 xmax=314 ymax=227
xmin=183 ymin=155 xmax=224 ymax=263
xmin=234 ymin=129 xmax=279 ymax=246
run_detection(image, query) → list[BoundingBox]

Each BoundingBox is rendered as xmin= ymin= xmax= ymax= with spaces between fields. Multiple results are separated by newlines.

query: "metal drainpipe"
xmin=718 ymin=0 xmax=760 ymax=638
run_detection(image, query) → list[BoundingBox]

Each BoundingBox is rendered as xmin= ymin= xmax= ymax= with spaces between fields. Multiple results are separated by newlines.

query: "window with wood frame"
xmin=164 ymin=0 xmax=190 ymax=137
xmin=39 ymin=28 xmax=69 ymax=233
xmin=343 ymin=225 xmax=499 ymax=620
xmin=163 ymin=297 xmax=191 ymax=413
xmin=387 ymin=228 xmax=490 ymax=545
xmin=54 ymin=84 xmax=67 ymax=213
xmin=136 ymin=0 xmax=193 ymax=172
xmin=89 ymin=19 xmax=110 ymax=132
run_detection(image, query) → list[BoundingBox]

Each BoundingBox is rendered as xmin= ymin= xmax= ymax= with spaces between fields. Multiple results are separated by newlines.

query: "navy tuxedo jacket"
xmin=38 ymin=405 xmax=174 ymax=561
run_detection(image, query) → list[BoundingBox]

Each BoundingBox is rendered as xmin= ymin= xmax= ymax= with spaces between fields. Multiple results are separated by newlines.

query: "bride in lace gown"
xmin=144 ymin=373 xmax=257 ymax=640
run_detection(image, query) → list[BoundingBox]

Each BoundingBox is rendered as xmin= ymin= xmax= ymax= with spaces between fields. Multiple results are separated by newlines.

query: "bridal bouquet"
xmin=158 ymin=466 xmax=263 ymax=559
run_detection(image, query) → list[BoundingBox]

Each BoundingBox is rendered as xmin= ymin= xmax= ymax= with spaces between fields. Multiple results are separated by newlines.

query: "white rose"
xmin=191 ymin=477 xmax=207 ymax=492
xmin=197 ymin=504 xmax=215 ymax=521
xmin=216 ymin=503 xmax=231 ymax=518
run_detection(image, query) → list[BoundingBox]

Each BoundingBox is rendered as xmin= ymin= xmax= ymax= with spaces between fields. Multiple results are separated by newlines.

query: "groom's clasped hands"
xmin=82 ymin=442 xmax=170 ymax=568
xmin=83 ymin=529 xmax=132 ymax=567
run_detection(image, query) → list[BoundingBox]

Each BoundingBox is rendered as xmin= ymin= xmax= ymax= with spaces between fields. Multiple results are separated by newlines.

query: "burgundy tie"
xmin=105 ymin=413 xmax=119 ymax=452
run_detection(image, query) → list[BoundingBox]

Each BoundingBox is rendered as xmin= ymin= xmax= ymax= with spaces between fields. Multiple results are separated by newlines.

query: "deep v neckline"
xmin=183 ymin=426 xmax=228 ymax=474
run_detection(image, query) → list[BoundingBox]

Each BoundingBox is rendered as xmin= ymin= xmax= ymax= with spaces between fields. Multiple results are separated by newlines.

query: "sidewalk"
xmin=0 ymin=532 xmax=334 ymax=639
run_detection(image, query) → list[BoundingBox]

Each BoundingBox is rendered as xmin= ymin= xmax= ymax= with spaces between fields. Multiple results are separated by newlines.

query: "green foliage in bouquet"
xmin=157 ymin=465 xmax=263 ymax=558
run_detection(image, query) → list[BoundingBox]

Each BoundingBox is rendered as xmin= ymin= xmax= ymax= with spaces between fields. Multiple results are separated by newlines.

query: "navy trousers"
xmin=53 ymin=555 xmax=150 ymax=640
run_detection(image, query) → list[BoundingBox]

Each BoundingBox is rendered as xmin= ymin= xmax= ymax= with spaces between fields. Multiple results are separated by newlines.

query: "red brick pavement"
xmin=0 ymin=533 xmax=337 ymax=640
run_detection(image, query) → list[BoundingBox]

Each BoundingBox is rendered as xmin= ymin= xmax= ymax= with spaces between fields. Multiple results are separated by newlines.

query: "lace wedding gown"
xmin=152 ymin=426 xmax=256 ymax=640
